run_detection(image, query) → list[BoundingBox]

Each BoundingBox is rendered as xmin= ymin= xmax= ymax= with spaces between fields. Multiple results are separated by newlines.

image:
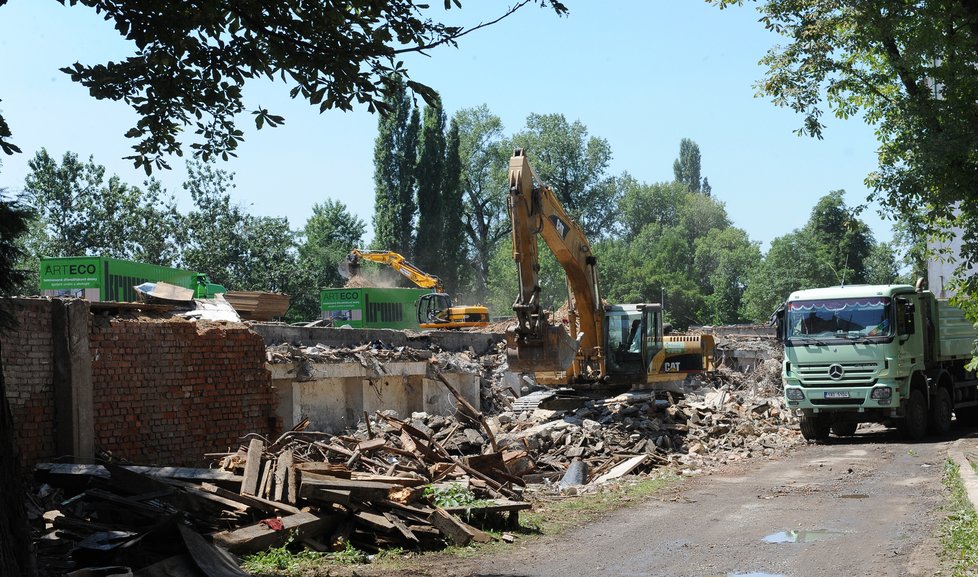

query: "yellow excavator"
xmin=506 ymin=148 xmax=714 ymax=390
xmin=343 ymin=250 xmax=490 ymax=330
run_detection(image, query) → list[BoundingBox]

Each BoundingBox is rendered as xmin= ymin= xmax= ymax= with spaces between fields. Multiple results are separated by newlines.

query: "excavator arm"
xmin=506 ymin=149 xmax=605 ymax=380
xmin=346 ymin=250 xmax=444 ymax=293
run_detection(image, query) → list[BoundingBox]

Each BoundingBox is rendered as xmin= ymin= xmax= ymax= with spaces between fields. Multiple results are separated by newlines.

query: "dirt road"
xmin=452 ymin=426 xmax=956 ymax=577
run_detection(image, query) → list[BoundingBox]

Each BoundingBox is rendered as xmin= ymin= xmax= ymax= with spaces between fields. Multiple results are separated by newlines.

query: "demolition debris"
xmin=29 ymin=336 xmax=798 ymax=576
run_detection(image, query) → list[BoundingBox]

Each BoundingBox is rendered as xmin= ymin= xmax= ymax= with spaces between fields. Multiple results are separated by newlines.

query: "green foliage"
xmin=455 ymin=105 xmax=510 ymax=300
xmin=716 ymin=0 xmax=978 ymax=317
xmin=673 ymin=138 xmax=704 ymax=194
xmin=741 ymin=191 xmax=880 ymax=322
xmin=415 ymin=94 xmax=447 ymax=275
xmin=440 ymin=117 xmax=468 ymax=296
xmin=511 ymin=113 xmax=620 ymax=239
xmin=0 ymin=190 xmax=33 ymax=325
xmin=941 ymin=460 xmax=978 ymax=576
xmin=23 ymin=149 xmax=181 ymax=264
xmin=372 ymin=75 xmax=419 ymax=260
xmin=294 ymin=200 xmax=366 ymax=320
xmin=241 ymin=533 xmax=366 ymax=575
xmin=423 ymin=483 xmax=489 ymax=509
xmin=13 ymin=1 xmax=566 ymax=172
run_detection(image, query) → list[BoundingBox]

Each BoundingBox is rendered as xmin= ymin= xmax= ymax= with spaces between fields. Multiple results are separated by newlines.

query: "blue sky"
xmin=0 ymin=1 xmax=890 ymax=250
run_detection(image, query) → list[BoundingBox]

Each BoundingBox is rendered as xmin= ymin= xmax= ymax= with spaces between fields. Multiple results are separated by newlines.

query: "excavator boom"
xmin=507 ymin=149 xmax=604 ymax=379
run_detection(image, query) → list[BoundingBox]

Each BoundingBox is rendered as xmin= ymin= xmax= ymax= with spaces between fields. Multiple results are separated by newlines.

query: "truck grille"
xmin=796 ymin=362 xmax=879 ymax=386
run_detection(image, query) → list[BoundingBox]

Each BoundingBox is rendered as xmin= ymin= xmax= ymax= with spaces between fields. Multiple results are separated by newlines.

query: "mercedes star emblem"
xmin=828 ymin=364 xmax=845 ymax=380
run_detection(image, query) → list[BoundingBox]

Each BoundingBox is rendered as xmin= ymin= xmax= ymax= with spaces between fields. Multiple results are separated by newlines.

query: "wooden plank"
xmin=199 ymin=482 xmax=301 ymax=515
xmin=257 ymin=460 xmax=272 ymax=499
xmin=428 ymin=507 xmax=491 ymax=546
xmin=294 ymin=461 xmax=351 ymax=478
xmin=212 ymin=511 xmax=336 ymax=555
xmin=178 ymin=523 xmax=248 ymax=577
xmin=593 ymin=455 xmax=647 ymax=484
xmin=384 ymin=512 xmax=419 ymax=544
xmin=240 ymin=439 xmax=264 ymax=496
xmin=299 ymin=472 xmax=396 ymax=502
xmin=353 ymin=510 xmax=397 ymax=533
xmin=273 ymin=450 xmax=292 ymax=503
xmin=35 ymin=463 xmax=241 ymax=484
xmin=356 ymin=438 xmax=387 ymax=452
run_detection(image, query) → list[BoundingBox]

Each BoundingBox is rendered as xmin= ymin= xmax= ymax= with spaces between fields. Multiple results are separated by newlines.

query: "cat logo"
xmin=664 ymin=361 xmax=681 ymax=372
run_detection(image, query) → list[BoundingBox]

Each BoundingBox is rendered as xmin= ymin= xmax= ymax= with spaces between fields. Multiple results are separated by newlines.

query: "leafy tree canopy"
xmin=714 ymin=0 xmax=978 ymax=298
xmin=0 ymin=0 xmax=566 ymax=173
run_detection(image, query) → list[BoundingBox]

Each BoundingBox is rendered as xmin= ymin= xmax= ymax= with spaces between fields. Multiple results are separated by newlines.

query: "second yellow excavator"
xmin=343 ymin=249 xmax=490 ymax=330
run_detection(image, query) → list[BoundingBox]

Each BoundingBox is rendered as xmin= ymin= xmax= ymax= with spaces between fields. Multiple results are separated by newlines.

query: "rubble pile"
xmin=29 ymin=333 xmax=799 ymax=574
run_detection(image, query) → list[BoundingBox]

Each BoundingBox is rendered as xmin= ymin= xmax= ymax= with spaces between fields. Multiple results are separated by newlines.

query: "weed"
xmin=241 ymin=533 xmax=367 ymax=575
xmin=908 ymin=448 xmax=919 ymax=457
xmin=940 ymin=460 xmax=978 ymax=576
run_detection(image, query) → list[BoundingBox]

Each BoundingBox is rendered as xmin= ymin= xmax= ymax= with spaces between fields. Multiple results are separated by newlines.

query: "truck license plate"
xmin=824 ymin=391 xmax=850 ymax=399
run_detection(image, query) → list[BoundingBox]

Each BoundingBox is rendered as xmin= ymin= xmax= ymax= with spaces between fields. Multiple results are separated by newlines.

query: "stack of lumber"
xmin=31 ymin=373 xmax=530 ymax=576
xmin=223 ymin=291 xmax=290 ymax=321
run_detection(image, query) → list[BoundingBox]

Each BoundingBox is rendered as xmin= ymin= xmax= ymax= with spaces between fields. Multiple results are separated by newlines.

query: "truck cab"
xmin=779 ymin=284 xmax=978 ymax=440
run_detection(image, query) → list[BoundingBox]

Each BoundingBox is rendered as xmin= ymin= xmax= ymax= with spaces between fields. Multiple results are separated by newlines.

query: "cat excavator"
xmin=343 ymin=250 xmax=489 ymax=330
xmin=506 ymin=148 xmax=714 ymax=391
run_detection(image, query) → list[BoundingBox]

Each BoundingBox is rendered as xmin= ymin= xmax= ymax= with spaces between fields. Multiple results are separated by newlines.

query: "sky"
xmin=0 ymin=1 xmax=891 ymax=251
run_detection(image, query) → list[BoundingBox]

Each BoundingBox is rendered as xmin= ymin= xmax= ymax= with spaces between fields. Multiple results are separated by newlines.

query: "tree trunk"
xmin=0 ymin=343 xmax=36 ymax=577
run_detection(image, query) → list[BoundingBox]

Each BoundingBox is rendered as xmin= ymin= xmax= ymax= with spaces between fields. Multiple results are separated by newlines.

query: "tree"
xmin=372 ymin=76 xmax=419 ymax=259
xmin=740 ymin=192 xmax=880 ymax=321
xmin=714 ymin=0 xmax=978 ymax=304
xmin=440 ymin=117 xmax=468 ymax=296
xmin=294 ymin=200 xmax=366 ymax=320
xmin=23 ymin=149 xmax=181 ymax=263
xmin=511 ymin=113 xmax=620 ymax=239
xmin=618 ymin=177 xmax=687 ymax=241
xmin=179 ymin=160 xmax=250 ymax=288
xmin=454 ymin=105 xmax=509 ymax=300
xmin=804 ymin=191 xmax=874 ymax=285
xmin=415 ymin=95 xmax=447 ymax=274
xmin=0 ymin=1 xmax=566 ymax=171
xmin=693 ymin=227 xmax=761 ymax=325
xmin=673 ymin=138 xmax=704 ymax=193
xmin=0 ymin=188 xmax=36 ymax=577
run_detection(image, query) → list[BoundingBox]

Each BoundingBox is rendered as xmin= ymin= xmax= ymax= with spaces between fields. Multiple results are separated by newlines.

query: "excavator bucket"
xmin=505 ymin=323 xmax=579 ymax=374
xmin=337 ymin=255 xmax=359 ymax=280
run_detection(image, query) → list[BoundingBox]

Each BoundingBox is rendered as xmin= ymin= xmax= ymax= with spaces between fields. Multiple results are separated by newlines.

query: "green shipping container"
xmin=320 ymin=287 xmax=430 ymax=329
xmin=39 ymin=256 xmax=198 ymax=303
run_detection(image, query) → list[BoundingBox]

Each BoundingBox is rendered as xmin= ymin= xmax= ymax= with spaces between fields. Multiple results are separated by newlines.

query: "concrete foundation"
xmin=269 ymin=361 xmax=482 ymax=433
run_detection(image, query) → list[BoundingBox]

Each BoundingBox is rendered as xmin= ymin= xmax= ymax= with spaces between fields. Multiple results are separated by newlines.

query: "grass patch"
xmin=241 ymin=537 xmax=367 ymax=576
xmin=941 ymin=460 xmax=978 ymax=576
xmin=520 ymin=472 xmax=680 ymax=536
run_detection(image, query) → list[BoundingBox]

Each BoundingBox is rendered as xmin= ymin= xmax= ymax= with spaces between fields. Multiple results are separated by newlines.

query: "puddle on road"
xmin=763 ymin=529 xmax=844 ymax=543
xmin=838 ymin=493 xmax=869 ymax=499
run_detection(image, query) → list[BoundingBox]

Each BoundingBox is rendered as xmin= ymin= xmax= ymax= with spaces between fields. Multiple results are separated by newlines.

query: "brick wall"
xmin=90 ymin=318 xmax=275 ymax=466
xmin=1 ymin=299 xmax=57 ymax=469
xmin=2 ymin=298 xmax=275 ymax=469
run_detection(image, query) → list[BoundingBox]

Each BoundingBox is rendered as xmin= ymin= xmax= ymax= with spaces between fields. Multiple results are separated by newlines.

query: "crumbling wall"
xmin=1 ymin=298 xmax=275 ymax=470
xmin=89 ymin=318 xmax=275 ymax=466
xmin=0 ymin=299 xmax=57 ymax=469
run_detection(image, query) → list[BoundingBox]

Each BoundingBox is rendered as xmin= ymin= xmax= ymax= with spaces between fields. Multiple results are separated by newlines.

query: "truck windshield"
xmin=786 ymin=297 xmax=892 ymax=340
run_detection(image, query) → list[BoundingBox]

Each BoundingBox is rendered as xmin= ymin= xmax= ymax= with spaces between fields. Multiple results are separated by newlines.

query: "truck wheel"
xmin=899 ymin=389 xmax=928 ymax=441
xmin=928 ymin=387 xmax=953 ymax=436
xmin=799 ymin=412 xmax=831 ymax=441
xmin=831 ymin=422 xmax=858 ymax=437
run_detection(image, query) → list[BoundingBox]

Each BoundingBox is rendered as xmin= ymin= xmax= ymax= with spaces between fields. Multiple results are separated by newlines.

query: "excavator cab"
xmin=417 ymin=292 xmax=453 ymax=325
xmin=604 ymin=304 xmax=663 ymax=378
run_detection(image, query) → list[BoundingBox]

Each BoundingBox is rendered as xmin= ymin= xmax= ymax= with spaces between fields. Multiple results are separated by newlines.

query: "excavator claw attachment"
xmin=505 ymin=323 xmax=579 ymax=374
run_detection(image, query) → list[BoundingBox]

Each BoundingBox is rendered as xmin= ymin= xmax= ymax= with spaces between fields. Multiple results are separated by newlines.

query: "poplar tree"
xmin=415 ymin=96 xmax=446 ymax=274
xmin=440 ymin=118 xmax=467 ymax=296
xmin=372 ymin=76 xmax=419 ymax=258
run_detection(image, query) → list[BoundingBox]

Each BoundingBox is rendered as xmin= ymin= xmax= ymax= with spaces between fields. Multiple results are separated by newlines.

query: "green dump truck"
xmin=39 ymin=256 xmax=226 ymax=302
xmin=320 ymin=287 xmax=430 ymax=330
xmin=778 ymin=283 xmax=978 ymax=440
